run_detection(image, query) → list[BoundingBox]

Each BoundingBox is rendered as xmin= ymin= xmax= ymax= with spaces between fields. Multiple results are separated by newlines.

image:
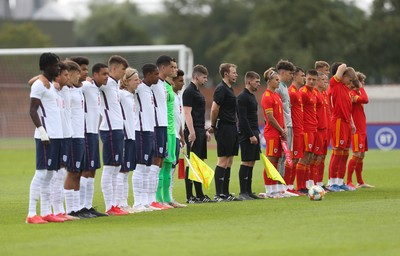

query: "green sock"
xmin=156 ymin=166 xmax=164 ymax=202
xmin=162 ymin=162 xmax=173 ymax=203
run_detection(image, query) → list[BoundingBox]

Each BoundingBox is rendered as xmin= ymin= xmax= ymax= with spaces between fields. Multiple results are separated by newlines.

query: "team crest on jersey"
xmin=144 ymin=154 xmax=149 ymax=161
xmin=340 ymin=140 xmax=344 ymax=145
xmin=76 ymin=161 xmax=81 ymax=169
xmin=274 ymin=148 xmax=278 ymax=153
xmin=308 ymin=144 xmax=312 ymax=149
xmin=359 ymin=144 xmax=363 ymax=149
xmin=294 ymin=151 xmax=298 ymax=156
xmin=115 ymin=155 xmax=119 ymax=161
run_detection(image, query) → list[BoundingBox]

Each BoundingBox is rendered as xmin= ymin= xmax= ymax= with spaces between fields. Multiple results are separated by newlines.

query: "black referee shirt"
xmin=182 ymin=82 xmax=206 ymax=128
xmin=213 ymin=81 xmax=237 ymax=125
xmin=237 ymin=88 xmax=259 ymax=138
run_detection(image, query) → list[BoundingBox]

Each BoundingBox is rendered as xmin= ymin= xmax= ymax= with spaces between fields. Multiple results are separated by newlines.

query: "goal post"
xmin=0 ymin=44 xmax=194 ymax=138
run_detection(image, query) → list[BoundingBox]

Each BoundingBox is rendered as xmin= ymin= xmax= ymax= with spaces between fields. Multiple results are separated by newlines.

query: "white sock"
xmin=288 ymin=184 xmax=294 ymax=190
xmin=80 ymin=177 xmax=88 ymax=209
xmin=123 ymin=172 xmax=129 ymax=207
xmin=149 ymin=165 xmax=160 ymax=203
xmin=40 ymin=170 xmax=54 ymax=216
xmin=85 ymin=177 xmax=95 ymax=209
xmin=115 ymin=172 xmax=125 ymax=206
xmin=169 ymin=167 xmax=176 ymax=201
xmin=73 ymin=190 xmax=80 ymax=212
xmin=143 ymin=166 xmax=151 ymax=205
xmin=338 ymin=178 xmax=344 ymax=186
xmin=28 ymin=170 xmax=46 ymax=217
xmin=112 ymin=166 xmax=121 ymax=206
xmin=101 ymin=165 xmax=114 ymax=211
xmin=317 ymin=182 xmax=324 ymax=186
xmin=132 ymin=164 xmax=145 ymax=207
xmin=58 ymin=168 xmax=66 ymax=213
xmin=51 ymin=169 xmax=65 ymax=215
xmin=64 ymin=189 xmax=74 ymax=214
xmin=265 ymin=185 xmax=273 ymax=195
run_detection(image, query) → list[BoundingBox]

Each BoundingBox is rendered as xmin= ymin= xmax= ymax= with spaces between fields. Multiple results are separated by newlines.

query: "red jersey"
xmin=350 ymin=87 xmax=368 ymax=134
xmin=314 ymin=89 xmax=328 ymax=130
xmin=289 ymin=85 xmax=304 ymax=135
xmin=261 ymin=89 xmax=284 ymax=138
xmin=328 ymin=76 xmax=352 ymax=123
xmin=299 ymin=85 xmax=317 ymax=132
xmin=323 ymin=91 xmax=331 ymax=131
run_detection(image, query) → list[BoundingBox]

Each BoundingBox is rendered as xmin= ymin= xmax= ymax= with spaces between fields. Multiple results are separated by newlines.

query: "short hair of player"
xmin=39 ymin=52 xmax=60 ymax=71
xmin=192 ymin=64 xmax=208 ymax=78
xmin=219 ymin=63 xmax=237 ymax=78
xmin=156 ymin=55 xmax=175 ymax=68
xmin=276 ymin=59 xmax=294 ymax=71
xmin=120 ymin=67 xmax=139 ymax=89
xmin=69 ymin=56 xmax=89 ymax=66
xmin=306 ymin=69 xmax=318 ymax=77
xmin=142 ymin=63 xmax=158 ymax=77
xmin=92 ymin=63 xmax=108 ymax=74
xmin=315 ymin=61 xmax=330 ymax=70
xmin=263 ymin=67 xmax=277 ymax=82
xmin=356 ymin=72 xmax=366 ymax=82
xmin=245 ymin=71 xmax=260 ymax=83
xmin=330 ymin=62 xmax=343 ymax=75
xmin=108 ymin=55 xmax=129 ymax=68
xmin=176 ymin=69 xmax=184 ymax=78
xmin=294 ymin=66 xmax=304 ymax=74
xmin=59 ymin=61 xmax=68 ymax=73
xmin=65 ymin=60 xmax=81 ymax=72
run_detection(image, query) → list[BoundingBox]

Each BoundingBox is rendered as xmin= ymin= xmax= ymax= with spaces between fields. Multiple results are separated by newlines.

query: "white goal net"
xmin=0 ymin=45 xmax=193 ymax=138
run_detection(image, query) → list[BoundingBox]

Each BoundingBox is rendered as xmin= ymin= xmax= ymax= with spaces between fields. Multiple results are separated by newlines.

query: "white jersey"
xmin=99 ymin=77 xmax=123 ymax=131
xmin=276 ymin=81 xmax=292 ymax=127
xmin=119 ymin=89 xmax=136 ymax=140
xmin=70 ymin=86 xmax=85 ymax=138
xmin=151 ymin=79 xmax=168 ymax=127
xmin=135 ymin=82 xmax=155 ymax=132
xmin=174 ymin=91 xmax=183 ymax=139
xmin=30 ymin=80 xmax=63 ymax=139
xmin=82 ymin=81 xmax=101 ymax=134
xmin=59 ymin=86 xmax=73 ymax=138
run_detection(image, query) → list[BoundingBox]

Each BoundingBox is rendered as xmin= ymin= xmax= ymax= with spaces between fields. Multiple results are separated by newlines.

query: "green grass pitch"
xmin=1 ymin=139 xmax=399 ymax=256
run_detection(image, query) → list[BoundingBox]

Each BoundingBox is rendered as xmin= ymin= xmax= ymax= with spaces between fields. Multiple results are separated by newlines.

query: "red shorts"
xmin=292 ymin=133 xmax=304 ymax=159
xmin=352 ymin=133 xmax=368 ymax=153
xmin=266 ymin=137 xmax=282 ymax=157
xmin=313 ymin=129 xmax=328 ymax=155
xmin=303 ymin=131 xmax=316 ymax=152
xmin=331 ymin=118 xmax=351 ymax=149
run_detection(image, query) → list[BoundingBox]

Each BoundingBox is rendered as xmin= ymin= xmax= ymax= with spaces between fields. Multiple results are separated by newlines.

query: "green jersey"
xmin=165 ymin=81 xmax=175 ymax=135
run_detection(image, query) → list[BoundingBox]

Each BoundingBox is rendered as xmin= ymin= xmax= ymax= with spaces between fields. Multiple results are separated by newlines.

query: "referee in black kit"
xmin=237 ymin=71 xmax=263 ymax=200
xmin=210 ymin=63 xmax=242 ymax=202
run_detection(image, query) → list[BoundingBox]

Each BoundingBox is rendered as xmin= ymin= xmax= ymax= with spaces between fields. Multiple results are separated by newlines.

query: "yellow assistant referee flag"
xmin=184 ymin=152 xmax=214 ymax=189
xmin=260 ymin=153 xmax=286 ymax=185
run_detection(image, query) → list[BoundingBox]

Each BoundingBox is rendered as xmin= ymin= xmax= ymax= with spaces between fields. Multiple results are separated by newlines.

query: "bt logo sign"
xmin=375 ymin=127 xmax=397 ymax=151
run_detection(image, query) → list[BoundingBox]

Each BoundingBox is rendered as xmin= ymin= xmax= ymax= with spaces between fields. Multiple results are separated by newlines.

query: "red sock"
xmin=355 ymin=159 xmax=364 ymax=184
xmin=283 ymin=163 xmax=292 ymax=186
xmin=290 ymin=161 xmax=298 ymax=186
xmin=296 ymin=163 xmax=306 ymax=190
xmin=318 ymin=156 xmax=326 ymax=183
xmin=329 ymin=150 xmax=341 ymax=179
xmin=347 ymin=156 xmax=358 ymax=184
xmin=338 ymin=149 xmax=349 ymax=179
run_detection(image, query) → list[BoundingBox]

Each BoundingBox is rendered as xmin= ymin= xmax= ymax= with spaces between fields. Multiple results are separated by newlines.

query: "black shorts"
xmin=83 ymin=133 xmax=101 ymax=171
xmin=239 ymin=132 xmax=261 ymax=162
xmin=154 ymin=126 xmax=167 ymax=158
xmin=215 ymin=124 xmax=239 ymax=157
xmin=184 ymin=127 xmax=207 ymax=159
xmin=121 ymin=139 xmax=136 ymax=172
xmin=35 ymin=138 xmax=62 ymax=170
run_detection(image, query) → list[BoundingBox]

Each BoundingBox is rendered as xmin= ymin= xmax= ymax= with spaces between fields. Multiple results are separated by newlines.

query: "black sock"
xmin=239 ymin=165 xmax=249 ymax=194
xmin=185 ymin=166 xmax=194 ymax=199
xmin=214 ymin=166 xmax=225 ymax=196
xmin=194 ymin=181 xmax=204 ymax=198
xmin=223 ymin=167 xmax=231 ymax=196
xmin=247 ymin=166 xmax=254 ymax=194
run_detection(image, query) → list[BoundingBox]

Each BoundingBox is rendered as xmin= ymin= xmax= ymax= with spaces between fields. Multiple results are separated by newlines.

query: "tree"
xmin=75 ymin=1 xmax=152 ymax=46
xmin=0 ymin=22 xmax=52 ymax=48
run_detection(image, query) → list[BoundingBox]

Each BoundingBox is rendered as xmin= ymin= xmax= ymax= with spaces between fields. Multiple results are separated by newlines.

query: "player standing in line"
xmin=347 ymin=72 xmax=374 ymax=189
xmin=237 ymin=71 xmax=262 ymax=200
xmin=99 ymin=55 xmax=129 ymax=215
xmin=27 ymin=52 xmax=65 ymax=224
xmin=117 ymin=67 xmax=141 ymax=213
xmin=80 ymin=63 xmax=109 ymax=217
xmin=63 ymin=60 xmax=96 ymax=219
xmin=169 ymin=69 xmax=187 ymax=208
xmin=275 ymin=60 xmax=297 ymax=197
xmin=312 ymin=72 xmax=329 ymax=190
xmin=297 ymin=70 xmax=318 ymax=194
xmin=183 ymin=65 xmax=214 ymax=203
xmin=315 ymin=61 xmax=330 ymax=77
xmin=210 ymin=63 xmax=241 ymax=202
xmin=327 ymin=63 xmax=358 ymax=192
xmin=287 ymin=67 xmax=305 ymax=195
xmin=132 ymin=64 xmax=159 ymax=213
xmin=156 ymin=57 xmax=178 ymax=208
xmin=148 ymin=55 xmax=174 ymax=210
xmin=260 ymin=68 xmax=287 ymax=198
